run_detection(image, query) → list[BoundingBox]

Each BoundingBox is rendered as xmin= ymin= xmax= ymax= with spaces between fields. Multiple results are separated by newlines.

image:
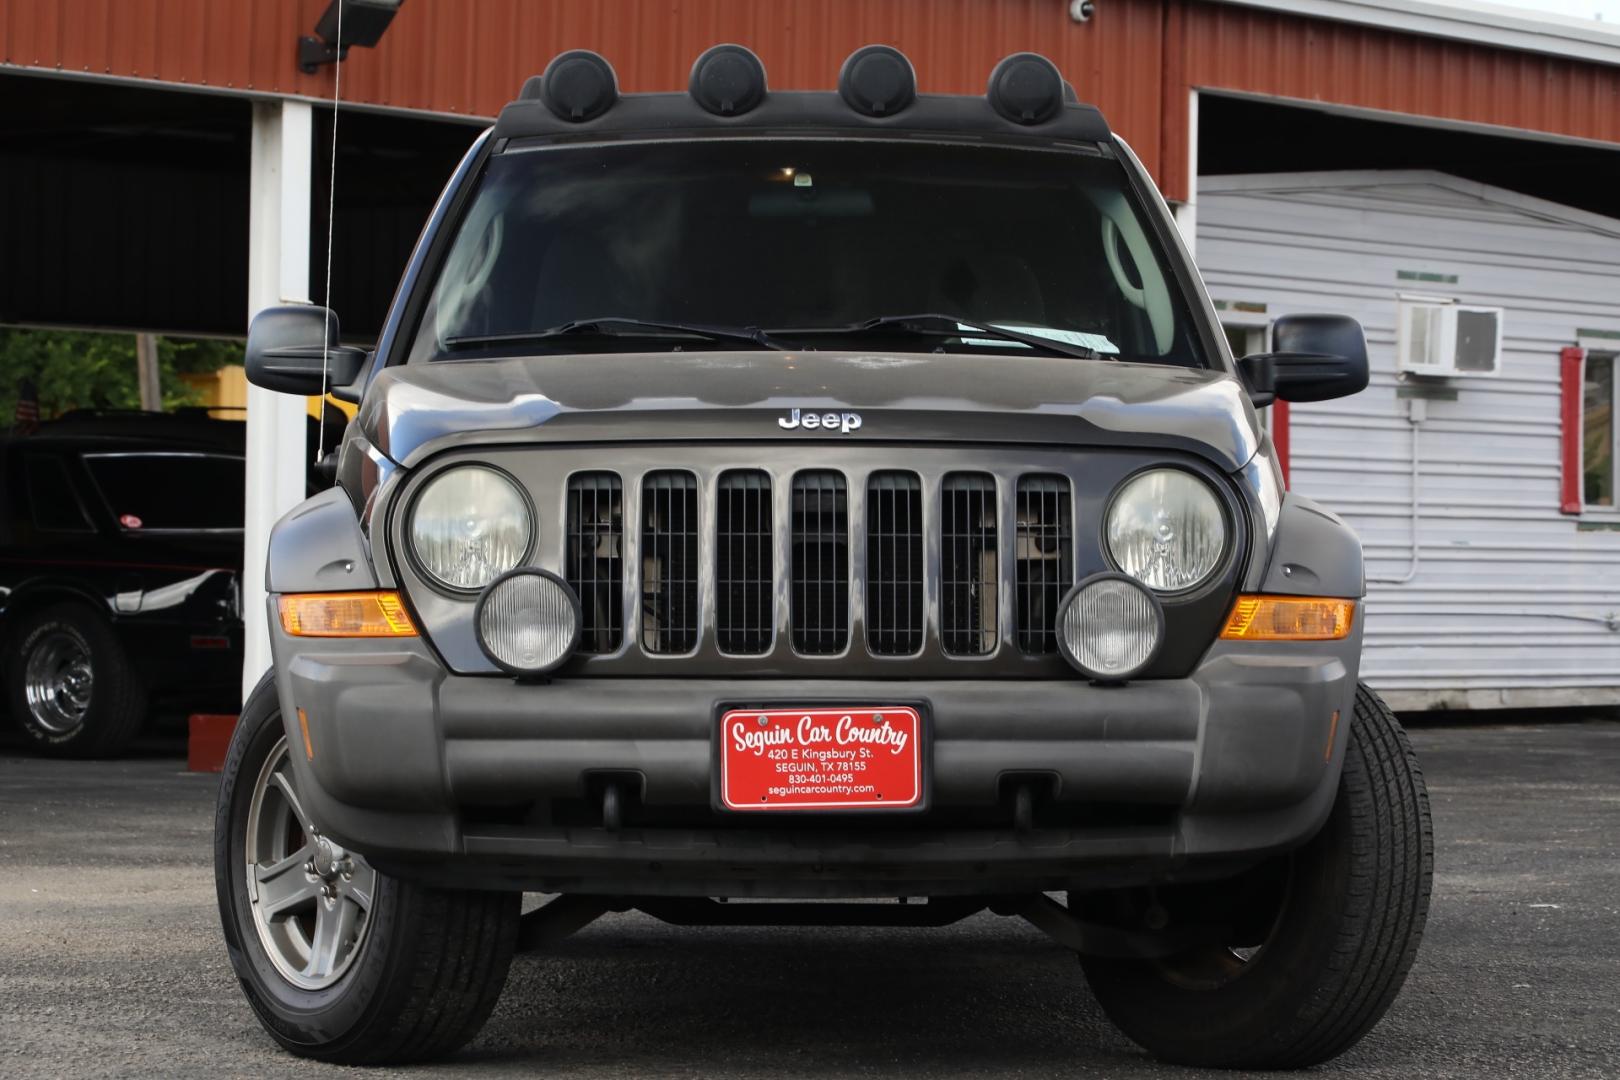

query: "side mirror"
xmin=245 ymin=305 xmax=368 ymax=402
xmin=1237 ymin=314 xmax=1370 ymax=406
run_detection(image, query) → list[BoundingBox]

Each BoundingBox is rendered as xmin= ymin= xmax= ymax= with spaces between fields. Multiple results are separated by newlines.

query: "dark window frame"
xmin=82 ymin=451 xmax=247 ymax=535
xmin=22 ymin=452 xmax=96 ymax=534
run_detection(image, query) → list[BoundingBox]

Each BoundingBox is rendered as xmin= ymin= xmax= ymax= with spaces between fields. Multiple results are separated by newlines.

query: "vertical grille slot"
xmin=565 ymin=472 xmax=623 ymax=654
xmin=1014 ymin=475 xmax=1073 ymax=655
xmin=716 ymin=470 xmax=773 ymax=655
xmin=791 ymin=471 xmax=849 ymax=655
xmin=866 ymin=471 xmax=924 ymax=656
xmin=640 ymin=471 xmax=699 ymax=654
xmin=940 ymin=473 xmax=997 ymax=656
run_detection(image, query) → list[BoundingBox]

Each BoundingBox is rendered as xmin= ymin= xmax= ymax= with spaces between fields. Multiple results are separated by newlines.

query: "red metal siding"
xmin=0 ymin=0 xmax=1169 ymax=178
xmin=1163 ymin=0 xmax=1620 ymax=200
xmin=7 ymin=0 xmax=1620 ymax=201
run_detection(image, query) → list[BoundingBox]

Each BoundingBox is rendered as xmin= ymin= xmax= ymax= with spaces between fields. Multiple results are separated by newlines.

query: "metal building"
xmin=1201 ymin=170 xmax=1620 ymax=708
xmin=4 ymin=0 xmax=1620 ymax=700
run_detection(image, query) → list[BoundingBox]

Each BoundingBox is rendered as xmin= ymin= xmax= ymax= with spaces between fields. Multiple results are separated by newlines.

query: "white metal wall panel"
xmin=1199 ymin=171 xmax=1620 ymax=706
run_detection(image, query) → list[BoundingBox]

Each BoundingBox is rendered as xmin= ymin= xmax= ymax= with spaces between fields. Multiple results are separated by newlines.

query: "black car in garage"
xmin=1 ymin=409 xmax=267 ymax=756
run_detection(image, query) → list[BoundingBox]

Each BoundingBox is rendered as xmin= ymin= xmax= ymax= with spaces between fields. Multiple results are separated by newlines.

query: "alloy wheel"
xmin=244 ymin=736 xmax=377 ymax=990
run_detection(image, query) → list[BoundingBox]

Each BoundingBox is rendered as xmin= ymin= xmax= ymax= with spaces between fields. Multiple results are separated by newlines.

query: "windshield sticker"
xmin=956 ymin=323 xmax=1120 ymax=354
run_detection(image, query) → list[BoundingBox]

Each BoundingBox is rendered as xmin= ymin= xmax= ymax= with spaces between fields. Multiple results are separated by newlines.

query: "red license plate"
xmin=719 ymin=706 xmax=923 ymax=812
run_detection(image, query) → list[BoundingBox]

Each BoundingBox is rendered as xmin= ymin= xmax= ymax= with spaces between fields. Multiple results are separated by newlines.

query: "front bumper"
xmin=272 ymin=621 xmax=1360 ymax=897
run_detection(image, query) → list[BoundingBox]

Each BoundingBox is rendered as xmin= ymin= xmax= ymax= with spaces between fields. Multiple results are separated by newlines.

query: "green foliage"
xmin=0 ymin=327 xmax=242 ymax=420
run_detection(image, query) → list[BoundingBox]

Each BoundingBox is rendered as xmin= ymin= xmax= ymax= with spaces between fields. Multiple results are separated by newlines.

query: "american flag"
xmin=14 ymin=378 xmax=40 ymax=435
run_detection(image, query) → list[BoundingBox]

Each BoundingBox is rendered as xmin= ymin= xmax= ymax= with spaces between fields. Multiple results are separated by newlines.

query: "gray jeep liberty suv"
xmin=215 ymin=46 xmax=1432 ymax=1069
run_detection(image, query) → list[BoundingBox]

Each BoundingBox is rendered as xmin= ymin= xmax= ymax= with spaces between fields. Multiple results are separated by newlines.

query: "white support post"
xmin=1172 ymin=89 xmax=1199 ymax=255
xmin=243 ymin=99 xmax=314 ymax=700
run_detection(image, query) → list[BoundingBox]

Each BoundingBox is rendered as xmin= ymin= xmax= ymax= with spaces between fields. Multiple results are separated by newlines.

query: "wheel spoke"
xmin=344 ymin=862 xmax=377 ymax=912
xmin=305 ymin=895 xmax=360 ymax=980
xmin=254 ymin=845 xmax=319 ymax=919
xmin=244 ymin=734 xmax=374 ymax=990
xmin=269 ymin=769 xmax=316 ymax=836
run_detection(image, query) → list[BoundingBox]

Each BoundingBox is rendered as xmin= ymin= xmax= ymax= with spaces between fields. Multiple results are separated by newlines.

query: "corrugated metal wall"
xmin=1198 ymin=172 xmax=1620 ymax=706
xmin=8 ymin=1 xmax=1620 ymax=203
xmin=0 ymin=0 xmax=1173 ymax=179
xmin=1168 ymin=2 xmax=1620 ymax=200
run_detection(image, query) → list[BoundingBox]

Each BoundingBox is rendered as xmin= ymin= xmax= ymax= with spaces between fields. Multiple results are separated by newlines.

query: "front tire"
xmin=215 ymin=676 xmax=520 ymax=1065
xmin=1081 ymin=682 xmax=1434 ymax=1070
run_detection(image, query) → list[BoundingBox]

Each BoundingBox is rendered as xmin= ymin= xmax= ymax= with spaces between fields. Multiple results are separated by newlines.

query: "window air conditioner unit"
xmin=1396 ymin=297 xmax=1504 ymax=377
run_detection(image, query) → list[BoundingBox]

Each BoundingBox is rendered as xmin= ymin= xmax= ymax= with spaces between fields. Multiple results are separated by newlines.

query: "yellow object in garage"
xmin=180 ymin=363 xmax=358 ymax=422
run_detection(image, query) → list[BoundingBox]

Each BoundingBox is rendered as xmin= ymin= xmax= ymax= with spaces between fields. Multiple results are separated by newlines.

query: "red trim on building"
xmin=1560 ymin=346 xmax=1586 ymax=514
xmin=1273 ymin=399 xmax=1291 ymax=489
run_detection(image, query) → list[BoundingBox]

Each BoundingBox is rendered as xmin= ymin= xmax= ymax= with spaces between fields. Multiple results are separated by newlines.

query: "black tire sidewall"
xmin=1083 ymin=779 xmax=1359 ymax=1055
xmin=5 ymin=603 xmax=140 ymax=755
xmin=214 ymin=676 xmax=408 ymax=1054
xmin=1080 ymin=686 xmax=1425 ymax=1067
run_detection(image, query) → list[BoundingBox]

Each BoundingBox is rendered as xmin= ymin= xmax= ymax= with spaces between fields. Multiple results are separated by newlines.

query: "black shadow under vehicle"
xmin=215 ymin=46 xmax=1432 ymax=1070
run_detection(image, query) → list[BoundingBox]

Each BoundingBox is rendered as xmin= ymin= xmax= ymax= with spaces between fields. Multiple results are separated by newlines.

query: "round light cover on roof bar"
xmin=539 ymin=50 xmax=619 ymax=122
xmin=689 ymin=44 xmax=768 ymax=116
xmin=986 ymin=52 xmax=1065 ymax=125
xmin=839 ymin=45 xmax=917 ymax=117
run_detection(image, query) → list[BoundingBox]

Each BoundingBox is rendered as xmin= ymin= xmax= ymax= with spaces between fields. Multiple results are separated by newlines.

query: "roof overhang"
xmin=1198 ymin=168 xmax=1620 ymax=236
xmin=1211 ymin=0 xmax=1620 ymax=68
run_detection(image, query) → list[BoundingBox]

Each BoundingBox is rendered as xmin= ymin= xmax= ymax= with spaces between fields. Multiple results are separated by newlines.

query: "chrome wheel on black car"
xmin=5 ymin=602 xmax=146 ymax=757
xmin=215 ymin=676 xmax=521 ymax=1065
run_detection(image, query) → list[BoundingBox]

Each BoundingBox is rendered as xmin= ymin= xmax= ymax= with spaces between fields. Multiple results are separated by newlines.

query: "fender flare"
xmin=1260 ymin=493 xmax=1365 ymax=598
xmin=266 ymin=487 xmax=378 ymax=593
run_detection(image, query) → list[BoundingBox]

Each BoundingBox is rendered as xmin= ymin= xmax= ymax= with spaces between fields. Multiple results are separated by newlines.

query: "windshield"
xmin=406 ymin=138 xmax=1204 ymax=367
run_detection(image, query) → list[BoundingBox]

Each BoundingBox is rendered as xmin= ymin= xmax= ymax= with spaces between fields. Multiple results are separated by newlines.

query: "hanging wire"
xmin=316 ymin=0 xmax=344 ymax=465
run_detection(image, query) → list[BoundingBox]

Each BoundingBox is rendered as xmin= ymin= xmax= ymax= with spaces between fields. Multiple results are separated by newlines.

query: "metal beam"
xmin=134 ymin=333 xmax=161 ymax=410
xmin=635 ymin=897 xmax=989 ymax=928
xmin=243 ymin=99 xmax=314 ymax=700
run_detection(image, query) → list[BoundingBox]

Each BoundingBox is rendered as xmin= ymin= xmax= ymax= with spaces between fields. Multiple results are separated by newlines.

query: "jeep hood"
xmin=359 ymin=350 xmax=1260 ymax=471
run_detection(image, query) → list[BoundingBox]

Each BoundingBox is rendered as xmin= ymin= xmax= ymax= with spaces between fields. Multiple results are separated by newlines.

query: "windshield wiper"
xmin=444 ymin=317 xmax=789 ymax=353
xmin=777 ymin=313 xmax=1103 ymax=360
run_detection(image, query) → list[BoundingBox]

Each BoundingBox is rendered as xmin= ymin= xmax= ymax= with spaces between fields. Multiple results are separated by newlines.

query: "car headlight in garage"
xmin=409 ymin=465 xmax=533 ymax=591
xmin=1105 ymin=469 xmax=1227 ymax=592
xmin=475 ymin=569 xmax=581 ymax=675
xmin=1056 ymin=573 xmax=1164 ymax=681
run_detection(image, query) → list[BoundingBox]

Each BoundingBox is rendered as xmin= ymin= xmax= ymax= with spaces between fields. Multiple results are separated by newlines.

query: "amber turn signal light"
xmin=1220 ymin=596 xmax=1355 ymax=641
xmin=278 ymin=592 xmax=418 ymax=638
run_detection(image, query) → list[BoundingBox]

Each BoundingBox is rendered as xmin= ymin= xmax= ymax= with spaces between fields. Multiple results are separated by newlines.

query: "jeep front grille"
xmin=866 ymin=471 xmax=924 ymax=656
xmin=940 ymin=472 xmax=998 ymax=656
xmin=555 ymin=463 xmax=1076 ymax=665
xmin=1014 ymin=474 xmax=1074 ymax=655
xmin=791 ymin=471 xmax=850 ymax=655
xmin=565 ymin=472 xmax=624 ymax=654
xmin=715 ymin=470 xmax=773 ymax=655
xmin=640 ymin=471 xmax=699 ymax=654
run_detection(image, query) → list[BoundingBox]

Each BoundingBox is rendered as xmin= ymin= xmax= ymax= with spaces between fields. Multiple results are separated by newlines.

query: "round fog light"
xmin=1057 ymin=574 xmax=1164 ymax=682
xmin=475 ymin=569 xmax=581 ymax=676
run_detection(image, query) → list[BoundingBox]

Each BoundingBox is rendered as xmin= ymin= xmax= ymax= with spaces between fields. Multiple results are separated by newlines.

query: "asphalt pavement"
xmin=1 ymin=720 xmax=1617 ymax=1079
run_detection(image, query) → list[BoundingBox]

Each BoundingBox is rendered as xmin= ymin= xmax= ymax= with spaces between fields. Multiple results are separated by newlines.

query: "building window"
xmin=1586 ymin=353 xmax=1616 ymax=509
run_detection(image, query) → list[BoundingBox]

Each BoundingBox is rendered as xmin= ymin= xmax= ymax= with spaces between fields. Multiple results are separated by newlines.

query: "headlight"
xmin=409 ymin=465 xmax=532 ymax=590
xmin=1057 ymin=574 xmax=1163 ymax=681
xmin=1105 ymin=469 xmax=1226 ymax=592
xmin=475 ymin=569 xmax=580 ymax=675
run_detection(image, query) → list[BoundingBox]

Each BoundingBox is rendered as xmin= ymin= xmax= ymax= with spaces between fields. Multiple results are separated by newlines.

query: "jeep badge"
xmin=778 ymin=408 xmax=862 ymax=433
